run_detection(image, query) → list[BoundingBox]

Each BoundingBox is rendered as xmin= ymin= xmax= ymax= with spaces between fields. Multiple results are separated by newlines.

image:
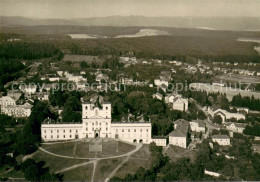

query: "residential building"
xmin=225 ymin=122 xmax=246 ymax=134
xmin=173 ymin=97 xmax=188 ymax=112
xmin=7 ymin=90 xmax=22 ymax=101
xmin=0 ymin=96 xmax=16 ymax=109
xmin=1 ymin=103 xmax=32 ymax=117
xmin=190 ymin=120 xmax=206 ymax=133
xmin=19 ymin=85 xmax=37 ymax=94
xmin=153 ymin=92 xmax=163 ymax=100
xmin=208 ymin=107 xmax=245 ymax=123
xmin=169 ymin=119 xmax=189 ymax=148
xmin=212 ymin=135 xmax=230 ymax=146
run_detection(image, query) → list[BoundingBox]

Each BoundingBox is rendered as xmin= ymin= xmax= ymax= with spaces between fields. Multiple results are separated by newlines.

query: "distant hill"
xmin=1 ymin=16 xmax=260 ymax=31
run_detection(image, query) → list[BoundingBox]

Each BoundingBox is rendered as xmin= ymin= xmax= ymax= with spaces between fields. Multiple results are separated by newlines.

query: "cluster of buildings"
xmin=208 ymin=106 xmax=246 ymax=123
xmin=41 ymin=96 xmax=167 ymax=146
xmin=0 ymin=96 xmax=32 ymax=118
xmin=153 ymin=93 xmax=189 ymax=112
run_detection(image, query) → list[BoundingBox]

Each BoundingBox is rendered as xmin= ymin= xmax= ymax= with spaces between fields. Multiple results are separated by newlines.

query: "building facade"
xmin=41 ymin=96 xmax=167 ymax=146
xmin=212 ymin=135 xmax=230 ymax=146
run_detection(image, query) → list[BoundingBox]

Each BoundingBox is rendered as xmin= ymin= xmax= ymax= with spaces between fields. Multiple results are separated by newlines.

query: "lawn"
xmin=41 ymin=141 xmax=136 ymax=158
xmin=114 ymin=145 xmax=151 ymax=178
xmin=165 ymin=145 xmax=195 ymax=162
xmin=32 ymin=150 xmax=89 ymax=173
xmin=94 ymin=157 xmax=126 ymax=181
xmin=62 ymin=163 xmax=93 ymax=181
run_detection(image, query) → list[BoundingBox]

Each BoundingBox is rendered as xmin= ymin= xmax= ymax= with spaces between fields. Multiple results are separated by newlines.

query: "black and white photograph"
xmin=0 ymin=0 xmax=260 ymax=181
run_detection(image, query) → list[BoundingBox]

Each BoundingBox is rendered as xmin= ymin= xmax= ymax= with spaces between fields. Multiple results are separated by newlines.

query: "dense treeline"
xmin=61 ymin=35 xmax=260 ymax=62
xmin=244 ymin=124 xmax=260 ymax=136
xmin=231 ymin=94 xmax=260 ymax=111
xmin=0 ymin=58 xmax=25 ymax=90
xmin=49 ymin=90 xmax=82 ymax=123
xmin=0 ymin=42 xmax=59 ymax=60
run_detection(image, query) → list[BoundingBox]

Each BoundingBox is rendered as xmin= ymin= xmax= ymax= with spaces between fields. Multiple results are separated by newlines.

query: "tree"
xmin=213 ymin=115 xmax=222 ymax=125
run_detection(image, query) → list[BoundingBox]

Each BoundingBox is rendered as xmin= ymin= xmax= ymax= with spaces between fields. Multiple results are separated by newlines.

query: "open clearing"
xmin=62 ymin=163 xmax=93 ymax=181
xmin=115 ymin=145 xmax=151 ymax=178
xmin=41 ymin=140 xmax=136 ymax=158
xmin=165 ymin=145 xmax=196 ymax=162
xmin=216 ymin=74 xmax=260 ymax=84
xmin=26 ymin=140 xmax=143 ymax=181
xmin=190 ymin=83 xmax=260 ymax=101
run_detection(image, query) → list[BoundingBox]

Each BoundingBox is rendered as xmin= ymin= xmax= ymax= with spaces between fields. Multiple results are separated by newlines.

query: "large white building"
xmin=1 ymin=103 xmax=32 ymax=118
xmin=41 ymin=96 xmax=166 ymax=146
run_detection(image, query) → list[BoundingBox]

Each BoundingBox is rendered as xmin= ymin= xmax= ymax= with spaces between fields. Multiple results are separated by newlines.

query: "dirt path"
xmin=40 ymin=142 xmax=142 ymax=181
xmin=91 ymin=161 xmax=97 ymax=182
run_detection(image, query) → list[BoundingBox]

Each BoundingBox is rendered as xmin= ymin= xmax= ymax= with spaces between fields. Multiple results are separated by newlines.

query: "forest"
xmin=58 ymin=35 xmax=260 ymax=63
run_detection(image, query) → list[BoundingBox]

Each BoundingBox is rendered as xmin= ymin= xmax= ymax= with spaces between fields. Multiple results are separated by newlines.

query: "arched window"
xmin=95 ymin=110 xmax=98 ymax=116
xmin=96 ymin=121 xmax=98 ymax=125
xmin=106 ymin=107 xmax=108 ymax=110
xmin=85 ymin=106 xmax=88 ymax=110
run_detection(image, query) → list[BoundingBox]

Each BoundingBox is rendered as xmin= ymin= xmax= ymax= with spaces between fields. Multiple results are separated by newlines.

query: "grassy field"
xmin=114 ymin=145 xmax=151 ymax=178
xmin=165 ymin=145 xmax=195 ymax=162
xmin=94 ymin=157 xmax=126 ymax=181
xmin=216 ymin=74 xmax=260 ymax=84
xmin=41 ymin=141 xmax=136 ymax=158
xmin=62 ymin=163 xmax=93 ymax=181
xmin=32 ymin=150 xmax=89 ymax=173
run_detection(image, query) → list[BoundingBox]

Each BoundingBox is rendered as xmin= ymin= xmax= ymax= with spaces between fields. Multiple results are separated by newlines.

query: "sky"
xmin=0 ymin=0 xmax=260 ymax=19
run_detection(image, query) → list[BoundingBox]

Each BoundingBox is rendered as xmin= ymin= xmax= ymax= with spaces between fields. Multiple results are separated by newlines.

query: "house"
xmin=0 ymin=96 xmax=16 ymax=109
xmin=225 ymin=122 xmax=246 ymax=134
xmin=35 ymin=92 xmax=49 ymax=101
xmin=154 ymin=78 xmax=169 ymax=87
xmin=229 ymin=106 xmax=249 ymax=114
xmin=190 ymin=120 xmax=206 ymax=133
xmin=208 ymin=107 xmax=245 ymax=123
xmin=57 ymin=71 xmax=64 ymax=77
xmin=173 ymin=97 xmax=188 ymax=112
xmin=96 ymin=73 xmax=109 ymax=83
xmin=169 ymin=119 xmax=189 ymax=148
xmin=153 ymin=92 xmax=163 ymax=100
xmin=7 ymin=90 xmax=22 ymax=101
xmin=1 ymin=103 xmax=32 ymax=117
xmin=48 ymin=75 xmax=60 ymax=82
xmin=80 ymin=71 xmax=86 ymax=75
xmin=165 ymin=94 xmax=182 ymax=104
xmin=19 ymin=84 xmax=37 ymax=94
xmin=212 ymin=135 xmax=230 ymax=146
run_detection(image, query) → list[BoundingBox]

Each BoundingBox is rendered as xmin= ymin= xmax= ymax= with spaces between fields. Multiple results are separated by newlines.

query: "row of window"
xmin=88 ymin=122 xmax=109 ymax=126
xmin=44 ymin=129 xmax=79 ymax=133
xmin=44 ymin=135 xmax=76 ymax=139
xmin=85 ymin=106 xmax=109 ymax=110
xmin=85 ymin=128 xmax=108 ymax=131
xmin=115 ymin=129 xmax=149 ymax=132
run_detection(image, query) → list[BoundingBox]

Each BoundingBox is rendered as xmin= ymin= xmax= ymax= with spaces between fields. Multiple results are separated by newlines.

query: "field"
xmin=164 ymin=145 xmax=196 ymax=162
xmin=62 ymin=164 xmax=93 ymax=181
xmin=62 ymin=54 xmax=103 ymax=63
xmin=216 ymin=74 xmax=260 ymax=84
xmin=114 ymin=144 xmax=151 ymax=178
xmin=190 ymin=83 xmax=260 ymax=101
xmin=41 ymin=140 xmax=136 ymax=158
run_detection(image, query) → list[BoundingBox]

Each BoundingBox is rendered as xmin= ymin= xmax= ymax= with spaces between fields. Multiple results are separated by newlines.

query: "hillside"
xmin=1 ymin=16 xmax=260 ymax=31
